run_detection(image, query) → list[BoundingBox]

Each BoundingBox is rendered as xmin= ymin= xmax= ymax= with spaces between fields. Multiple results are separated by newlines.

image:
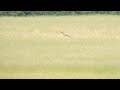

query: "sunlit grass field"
xmin=0 ymin=15 xmax=120 ymax=79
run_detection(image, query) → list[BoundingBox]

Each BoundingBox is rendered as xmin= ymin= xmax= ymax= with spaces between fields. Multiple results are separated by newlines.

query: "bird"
xmin=60 ymin=32 xmax=71 ymax=38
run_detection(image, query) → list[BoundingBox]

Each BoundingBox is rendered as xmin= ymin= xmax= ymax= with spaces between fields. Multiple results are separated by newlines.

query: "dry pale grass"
xmin=0 ymin=30 xmax=120 ymax=40
xmin=0 ymin=16 xmax=120 ymax=78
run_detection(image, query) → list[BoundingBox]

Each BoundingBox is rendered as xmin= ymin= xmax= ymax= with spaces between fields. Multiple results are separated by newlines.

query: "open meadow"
xmin=0 ymin=16 xmax=120 ymax=79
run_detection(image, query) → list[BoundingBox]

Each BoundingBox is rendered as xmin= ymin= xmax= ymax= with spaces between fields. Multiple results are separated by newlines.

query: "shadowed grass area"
xmin=0 ymin=16 xmax=120 ymax=78
xmin=0 ymin=65 xmax=120 ymax=79
xmin=0 ymin=65 xmax=120 ymax=73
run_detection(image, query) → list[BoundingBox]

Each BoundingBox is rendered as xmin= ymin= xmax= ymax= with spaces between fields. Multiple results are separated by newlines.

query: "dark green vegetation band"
xmin=0 ymin=11 xmax=120 ymax=16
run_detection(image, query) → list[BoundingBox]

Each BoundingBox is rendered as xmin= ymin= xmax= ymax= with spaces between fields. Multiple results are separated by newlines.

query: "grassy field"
xmin=0 ymin=16 xmax=120 ymax=79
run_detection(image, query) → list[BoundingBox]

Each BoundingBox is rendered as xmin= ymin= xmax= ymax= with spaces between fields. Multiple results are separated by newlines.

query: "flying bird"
xmin=60 ymin=32 xmax=71 ymax=38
